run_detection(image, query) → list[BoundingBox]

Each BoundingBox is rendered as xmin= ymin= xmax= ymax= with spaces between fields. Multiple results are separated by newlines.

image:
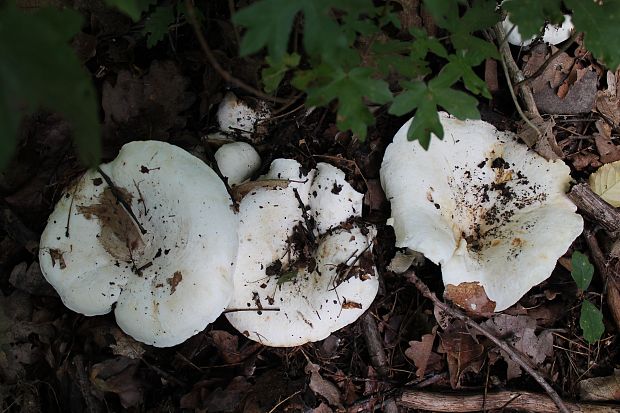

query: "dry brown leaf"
xmin=405 ymin=328 xmax=441 ymax=378
xmin=483 ymin=314 xmax=553 ymax=381
xmin=438 ymin=329 xmax=485 ymax=388
xmin=518 ymin=115 xmax=563 ymax=160
xmin=578 ymin=371 xmax=620 ymax=401
xmin=312 ymin=402 xmax=334 ymax=413
xmin=593 ymin=120 xmax=620 ymax=163
xmin=90 ymin=357 xmax=143 ymax=408
xmin=595 ymin=70 xmax=620 ymax=127
xmin=210 ymin=330 xmax=261 ymax=364
xmin=534 ymin=68 xmax=598 ymax=115
xmin=306 ymin=362 xmax=343 ymax=408
xmin=570 ymin=151 xmax=602 ymax=171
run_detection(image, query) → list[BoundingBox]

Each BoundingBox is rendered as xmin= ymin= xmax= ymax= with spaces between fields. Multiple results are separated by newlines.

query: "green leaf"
xmin=502 ymin=0 xmax=564 ymax=38
xmin=233 ymin=0 xmax=301 ymax=59
xmin=104 ymin=0 xmax=156 ymax=21
xmin=432 ymin=87 xmax=480 ymax=120
xmin=143 ymin=5 xmax=175 ymax=48
xmin=580 ymin=300 xmax=604 ymax=344
xmin=0 ymin=3 xmax=101 ymax=169
xmin=564 ymin=0 xmax=620 ymax=69
xmin=407 ymin=102 xmax=442 ymax=149
xmin=571 ymin=251 xmax=594 ymax=291
xmin=389 ymin=81 xmax=427 ymax=116
xmin=305 ymin=66 xmax=392 ymax=140
xmin=261 ymin=53 xmax=301 ymax=93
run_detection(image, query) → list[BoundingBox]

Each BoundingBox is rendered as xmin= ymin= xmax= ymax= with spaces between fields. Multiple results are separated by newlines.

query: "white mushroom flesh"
xmin=39 ymin=141 xmax=238 ymax=347
xmin=214 ymin=141 xmax=261 ymax=186
xmin=502 ymin=14 xmax=573 ymax=47
xmin=380 ymin=113 xmax=583 ymax=311
xmin=216 ymin=92 xmax=270 ymax=140
xmin=226 ymin=159 xmax=378 ymax=346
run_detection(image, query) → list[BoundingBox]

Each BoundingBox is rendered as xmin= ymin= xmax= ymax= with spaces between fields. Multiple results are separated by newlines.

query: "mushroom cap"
xmin=225 ymin=159 xmax=378 ymax=346
xmin=214 ymin=141 xmax=261 ymax=186
xmin=502 ymin=14 xmax=573 ymax=47
xmin=39 ymin=141 xmax=238 ymax=347
xmin=380 ymin=113 xmax=583 ymax=312
xmin=216 ymin=92 xmax=270 ymax=140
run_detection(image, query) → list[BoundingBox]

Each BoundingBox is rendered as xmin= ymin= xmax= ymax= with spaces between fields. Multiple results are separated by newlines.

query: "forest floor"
xmin=1 ymin=1 xmax=619 ymax=412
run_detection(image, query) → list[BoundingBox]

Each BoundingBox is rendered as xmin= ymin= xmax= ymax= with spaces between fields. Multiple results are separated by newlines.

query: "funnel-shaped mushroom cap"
xmin=39 ymin=141 xmax=238 ymax=347
xmin=226 ymin=159 xmax=378 ymax=346
xmin=381 ymin=113 xmax=583 ymax=312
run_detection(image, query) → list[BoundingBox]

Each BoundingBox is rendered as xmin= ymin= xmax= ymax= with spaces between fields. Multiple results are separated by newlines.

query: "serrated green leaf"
xmin=432 ymin=88 xmax=480 ymax=120
xmin=104 ymin=0 xmax=156 ymax=21
xmin=388 ymin=81 xmax=427 ymax=116
xmin=457 ymin=0 xmax=499 ymax=33
xmin=143 ymin=5 xmax=175 ymax=48
xmin=580 ymin=300 xmax=604 ymax=344
xmin=589 ymin=161 xmax=620 ymax=207
xmin=0 ymin=3 xmax=101 ymax=169
xmin=571 ymin=251 xmax=594 ymax=291
xmin=262 ymin=53 xmax=301 ymax=93
xmin=407 ymin=102 xmax=442 ymax=149
xmin=305 ymin=66 xmax=392 ymax=140
xmin=233 ymin=0 xmax=301 ymax=59
xmin=565 ymin=0 xmax=620 ymax=69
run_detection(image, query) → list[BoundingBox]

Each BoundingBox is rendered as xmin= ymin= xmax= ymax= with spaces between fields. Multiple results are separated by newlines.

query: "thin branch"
xmin=96 ymin=167 xmax=147 ymax=235
xmin=184 ymin=0 xmax=289 ymax=104
xmin=492 ymin=23 xmax=541 ymax=137
xmin=404 ymin=271 xmax=571 ymax=413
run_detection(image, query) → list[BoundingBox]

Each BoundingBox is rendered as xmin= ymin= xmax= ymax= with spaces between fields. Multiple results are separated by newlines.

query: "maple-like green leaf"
xmin=0 ymin=3 xmax=100 ymax=169
xmin=565 ymin=0 xmax=620 ymax=69
xmin=262 ymin=53 xmax=301 ymax=93
xmin=305 ymin=67 xmax=392 ymax=140
xmin=580 ymin=300 xmax=604 ymax=344
xmin=143 ymin=5 xmax=174 ymax=48
xmin=389 ymin=79 xmax=479 ymax=148
xmin=502 ymin=0 xmax=564 ymax=38
xmin=571 ymin=251 xmax=594 ymax=291
xmin=104 ymin=0 xmax=156 ymax=21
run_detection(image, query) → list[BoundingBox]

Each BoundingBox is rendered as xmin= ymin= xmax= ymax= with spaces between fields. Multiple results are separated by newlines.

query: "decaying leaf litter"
xmin=2 ymin=2 xmax=620 ymax=413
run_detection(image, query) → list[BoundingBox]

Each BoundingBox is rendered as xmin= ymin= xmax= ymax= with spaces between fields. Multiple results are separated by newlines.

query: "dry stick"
xmin=398 ymin=389 xmax=619 ymax=413
xmin=184 ymin=0 xmax=289 ymax=104
xmin=493 ymin=23 xmax=541 ymax=138
xmin=96 ymin=167 xmax=147 ymax=235
xmin=514 ymin=32 xmax=578 ymax=89
xmin=583 ymin=228 xmax=620 ymax=329
xmin=568 ymin=183 xmax=620 ymax=234
xmin=404 ymin=271 xmax=571 ymax=413
xmin=360 ymin=313 xmax=399 ymax=413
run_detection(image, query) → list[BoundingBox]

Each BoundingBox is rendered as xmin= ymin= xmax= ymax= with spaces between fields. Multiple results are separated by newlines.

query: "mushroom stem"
xmin=404 ymin=271 xmax=571 ymax=413
xmin=96 ymin=167 xmax=147 ymax=235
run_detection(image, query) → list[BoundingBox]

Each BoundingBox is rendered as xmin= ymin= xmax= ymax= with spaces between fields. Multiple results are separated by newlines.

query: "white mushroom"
xmin=225 ymin=159 xmax=378 ymax=346
xmin=214 ymin=141 xmax=261 ymax=186
xmin=502 ymin=14 xmax=573 ymax=47
xmin=39 ymin=141 xmax=238 ymax=347
xmin=380 ymin=113 xmax=583 ymax=312
xmin=213 ymin=92 xmax=270 ymax=141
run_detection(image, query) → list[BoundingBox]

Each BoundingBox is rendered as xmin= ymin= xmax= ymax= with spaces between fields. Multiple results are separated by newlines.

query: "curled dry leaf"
xmin=306 ymin=362 xmax=343 ymax=409
xmin=589 ymin=160 xmax=620 ymax=207
xmin=578 ymin=371 xmax=620 ymax=401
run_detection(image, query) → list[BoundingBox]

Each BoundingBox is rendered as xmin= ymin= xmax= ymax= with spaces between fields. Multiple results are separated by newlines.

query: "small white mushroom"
xmin=214 ymin=141 xmax=261 ymax=186
xmin=39 ymin=141 xmax=238 ymax=347
xmin=225 ymin=159 xmax=378 ymax=346
xmin=380 ymin=113 xmax=583 ymax=312
xmin=502 ymin=14 xmax=573 ymax=47
xmin=214 ymin=92 xmax=270 ymax=141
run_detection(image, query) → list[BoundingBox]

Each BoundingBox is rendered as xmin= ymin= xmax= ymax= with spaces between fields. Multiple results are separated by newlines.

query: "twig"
xmin=493 ymin=23 xmax=541 ymax=138
xmin=404 ymin=271 xmax=571 ymax=413
xmin=514 ymin=32 xmax=578 ymax=88
xmin=568 ymin=183 xmax=620 ymax=234
xmin=223 ymin=307 xmax=280 ymax=313
xmin=184 ymin=0 xmax=289 ymax=104
xmin=583 ymin=228 xmax=620 ymax=329
xmin=267 ymin=390 xmax=302 ymax=413
xmin=398 ymin=389 xmax=618 ymax=413
xmin=361 ymin=313 xmax=399 ymax=413
xmin=96 ymin=167 xmax=147 ymax=235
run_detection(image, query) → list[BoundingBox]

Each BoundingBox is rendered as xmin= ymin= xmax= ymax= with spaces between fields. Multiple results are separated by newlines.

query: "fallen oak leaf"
xmin=305 ymin=362 xmax=343 ymax=409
